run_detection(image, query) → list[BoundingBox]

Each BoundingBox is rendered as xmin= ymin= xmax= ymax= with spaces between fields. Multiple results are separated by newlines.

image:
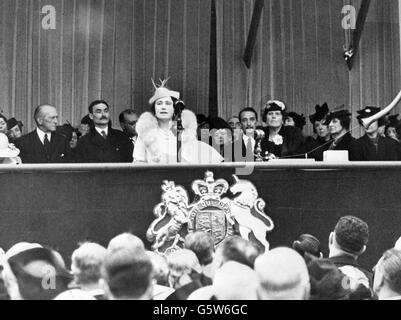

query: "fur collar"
xmin=136 ymin=110 xmax=198 ymax=147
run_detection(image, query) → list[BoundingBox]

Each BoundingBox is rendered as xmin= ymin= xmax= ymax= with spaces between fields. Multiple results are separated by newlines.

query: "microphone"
xmin=174 ymin=100 xmax=186 ymax=115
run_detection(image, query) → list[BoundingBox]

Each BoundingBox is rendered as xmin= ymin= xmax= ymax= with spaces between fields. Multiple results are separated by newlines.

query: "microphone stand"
xmin=175 ymin=100 xmax=185 ymax=163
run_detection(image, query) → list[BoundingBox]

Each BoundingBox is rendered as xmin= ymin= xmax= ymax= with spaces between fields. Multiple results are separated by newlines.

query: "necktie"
xmin=44 ymin=134 xmax=51 ymax=159
xmin=246 ymin=137 xmax=253 ymax=161
xmin=101 ymin=131 xmax=107 ymax=139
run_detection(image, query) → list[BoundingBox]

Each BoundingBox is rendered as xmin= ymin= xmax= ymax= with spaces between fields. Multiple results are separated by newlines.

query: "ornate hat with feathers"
xmin=149 ymin=78 xmax=180 ymax=105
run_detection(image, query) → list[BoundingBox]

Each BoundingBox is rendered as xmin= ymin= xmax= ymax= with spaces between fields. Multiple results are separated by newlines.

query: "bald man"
xmin=15 ymin=105 xmax=71 ymax=163
xmin=255 ymin=247 xmax=310 ymax=300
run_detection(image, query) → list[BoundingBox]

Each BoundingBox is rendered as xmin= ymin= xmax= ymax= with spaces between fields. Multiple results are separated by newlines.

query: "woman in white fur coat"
xmin=133 ymin=80 xmax=223 ymax=164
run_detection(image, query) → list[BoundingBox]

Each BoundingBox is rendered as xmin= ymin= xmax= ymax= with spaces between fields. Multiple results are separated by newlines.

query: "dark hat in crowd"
xmin=196 ymin=114 xmax=209 ymax=126
xmin=7 ymin=247 xmax=72 ymax=299
xmin=356 ymin=106 xmax=381 ymax=121
xmin=292 ymin=234 xmax=322 ymax=258
xmin=309 ymin=103 xmax=329 ymax=124
xmin=287 ymin=112 xmax=306 ymax=130
xmin=56 ymin=124 xmax=74 ymax=141
xmin=324 ymin=109 xmax=351 ymax=126
xmin=208 ymin=117 xmax=231 ymax=131
xmin=306 ymin=257 xmax=352 ymax=300
xmin=7 ymin=118 xmax=23 ymax=131
xmin=386 ymin=114 xmax=400 ymax=128
xmin=80 ymin=115 xmax=92 ymax=125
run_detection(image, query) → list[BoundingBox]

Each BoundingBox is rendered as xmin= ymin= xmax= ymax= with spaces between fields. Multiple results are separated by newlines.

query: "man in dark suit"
xmin=350 ymin=106 xmax=400 ymax=161
xmin=328 ymin=215 xmax=373 ymax=299
xmin=75 ymin=100 xmax=133 ymax=163
xmin=232 ymin=107 xmax=259 ymax=162
xmin=119 ymin=109 xmax=138 ymax=148
xmin=15 ymin=105 xmax=71 ymax=164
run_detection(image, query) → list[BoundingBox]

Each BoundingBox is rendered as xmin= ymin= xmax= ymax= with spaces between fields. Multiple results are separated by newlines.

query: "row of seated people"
xmin=1 ymin=215 xmax=400 ymax=300
xmin=1 ymin=81 xmax=401 ymax=164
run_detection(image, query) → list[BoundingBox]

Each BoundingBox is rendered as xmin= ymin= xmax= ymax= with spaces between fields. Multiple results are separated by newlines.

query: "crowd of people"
xmin=0 ymin=215 xmax=400 ymax=300
xmin=2 ymin=80 xmax=401 ymax=164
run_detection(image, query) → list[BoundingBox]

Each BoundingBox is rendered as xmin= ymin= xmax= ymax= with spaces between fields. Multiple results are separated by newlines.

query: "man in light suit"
xmin=15 ymin=105 xmax=71 ymax=164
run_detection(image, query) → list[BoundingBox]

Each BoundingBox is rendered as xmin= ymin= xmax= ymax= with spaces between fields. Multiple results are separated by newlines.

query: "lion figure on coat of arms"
xmin=146 ymin=181 xmax=190 ymax=254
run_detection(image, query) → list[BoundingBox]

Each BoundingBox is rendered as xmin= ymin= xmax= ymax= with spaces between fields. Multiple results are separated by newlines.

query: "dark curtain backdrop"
xmin=0 ymin=0 xmax=212 ymax=131
xmin=216 ymin=0 xmax=400 ymax=137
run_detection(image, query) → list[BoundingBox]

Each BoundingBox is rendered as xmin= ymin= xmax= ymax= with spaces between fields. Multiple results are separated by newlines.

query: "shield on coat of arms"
xmin=188 ymin=198 xmax=234 ymax=246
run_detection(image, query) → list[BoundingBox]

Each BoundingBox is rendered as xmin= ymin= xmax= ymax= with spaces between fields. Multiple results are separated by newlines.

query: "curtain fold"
xmin=0 ymin=0 xmax=212 ymax=131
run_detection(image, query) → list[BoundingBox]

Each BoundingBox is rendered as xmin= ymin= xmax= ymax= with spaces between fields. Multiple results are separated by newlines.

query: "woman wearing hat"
xmin=305 ymin=103 xmax=331 ymax=161
xmin=208 ymin=117 xmax=234 ymax=162
xmin=351 ymin=106 xmax=400 ymax=161
xmin=324 ymin=109 xmax=355 ymax=152
xmin=6 ymin=117 xmax=23 ymax=143
xmin=133 ymin=79 xmax=223 ymax=164
xmin=260 ymin=100 xmax=306 ymax=159
xmin=0 ymin=133 xmax=21 ymax=164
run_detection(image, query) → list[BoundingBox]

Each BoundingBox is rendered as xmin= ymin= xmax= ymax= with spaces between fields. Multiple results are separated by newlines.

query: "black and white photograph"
xmin=1 ymin=0 xmax=401 ymax=305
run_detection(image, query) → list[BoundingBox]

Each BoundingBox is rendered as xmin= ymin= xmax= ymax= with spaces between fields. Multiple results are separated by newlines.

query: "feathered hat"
xmin=309 ymin=103 xmax=329 ymax=124
xmin=149 ymin=78 xmax=180 ymax=105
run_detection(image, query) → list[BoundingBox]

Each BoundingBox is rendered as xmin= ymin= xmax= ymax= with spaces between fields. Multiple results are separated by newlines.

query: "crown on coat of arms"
xmin=191 ymin=171 xmax=229 ymax=199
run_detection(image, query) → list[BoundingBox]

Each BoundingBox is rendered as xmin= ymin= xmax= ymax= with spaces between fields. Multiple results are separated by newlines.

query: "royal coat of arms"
xmin=146 ymin=171 xmax=274 ymax=255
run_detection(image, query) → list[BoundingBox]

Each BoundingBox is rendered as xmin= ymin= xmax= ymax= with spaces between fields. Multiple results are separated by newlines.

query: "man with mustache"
xmin=75 ymin=100 xmax=133 ymax=163
xmin=232 ymin=107 xmax=261 ymax=162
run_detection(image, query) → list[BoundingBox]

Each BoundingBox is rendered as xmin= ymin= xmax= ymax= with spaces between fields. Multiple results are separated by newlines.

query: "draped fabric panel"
xmin=0 ymin=0 xmax=211 ymax=131
xmin=216 ymin=0 xmax=400 ymax=137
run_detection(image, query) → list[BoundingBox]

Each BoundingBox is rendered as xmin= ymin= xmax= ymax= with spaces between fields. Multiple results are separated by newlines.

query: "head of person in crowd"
xmin=384 ymin=114 xmax=400 ymax=142
xmin=227 ymin=116 xmax=242 ymax=141
xmin=239 ymin=107 xmax=258 ymax=137
xmin=184 ymin=232 xmax=215 ymax=267
xmin=324 ymin=109 xmax=351 ymax=140
xmin=2 ymin=245 xmax=72 ymax=300
xmin=166 ymin=249 xmax=201 ymax=289
xmin=263 ymin=100 xmax=286 ymax=132
xmin=101 ymin=248 xmax=154 ymax=300
xmin=0 ymin=114 xmax=8 ymax=134
xmin=119 ymin=109 xmax=138 ymax=138
xmin=34 ymin=105 xmax=59 ymax=134
xmin=255 ymin=247 xmax=310 ymax=300
xmin=0 ymin=133 xmax=20 ymax=165
xmin=7 ymin=118 xmax=23 ymax=142
xmin=211 ymin=237 xmax=260 ymax=278
xmin=70 ymin=242 xmax=107 ymax=297
xmin=197 ymin=114 xmax=209 ymax=130
xmin=70 ymin=128 xmax=80 ymax=149
xmin=292 ymin=234 xmax=323 ymax=259
xmin=373 ymin=248 xmax=401 ymax=300
xmin=146 ymin=251 xmax=170 ymax=287
xmin=209 ymin=117 xmax=232 ymax=151
xmin=356 ymin=106 xmax=385 ymax=138
xmin=285 ymin=112 xmax=306 ymax=132
xmin=79 ymin=115 xmax=92 ymax=137
xmin=212 ymin=261 xmax=259 ymax=300
xmin=307 ymin=257 xmax=354 ymax=300
xmin=56 ymin=123 xmax=81 ymax=150
xmin=329 ymin=216 xmax=369 ymax=260
xmin=309 ymin=103 xmax=330 ymax=141
xmin=107 ymin=232 xmax=145 ymax=254
xmin=88 ymin=100 xmax=111 ymax=131
xmin=227 ymin=116 xmax=241 ymax=131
